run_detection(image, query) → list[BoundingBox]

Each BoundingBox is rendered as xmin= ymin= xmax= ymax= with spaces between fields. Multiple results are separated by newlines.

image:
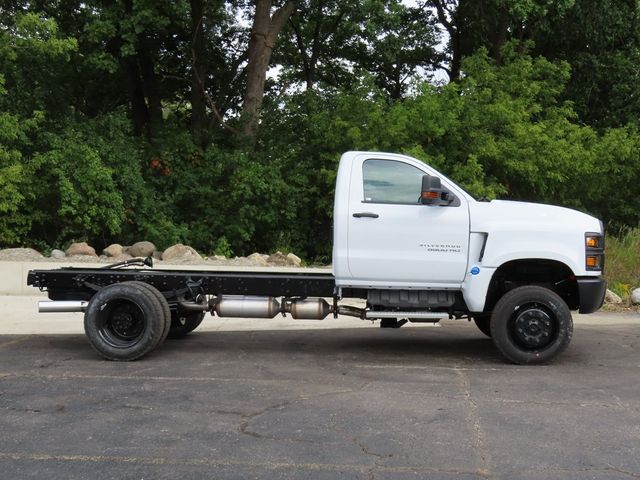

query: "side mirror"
xmin=421 ymin=175 xmax=446 ymax=205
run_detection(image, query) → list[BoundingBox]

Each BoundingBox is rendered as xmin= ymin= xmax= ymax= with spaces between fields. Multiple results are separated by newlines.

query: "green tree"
xmin=534 ymin=0 xmax=640 ymax=128
xmin=276 ymin=0 xmax=441 ymax=97
xmin=0 ymin=77 xmax=37 ymax=245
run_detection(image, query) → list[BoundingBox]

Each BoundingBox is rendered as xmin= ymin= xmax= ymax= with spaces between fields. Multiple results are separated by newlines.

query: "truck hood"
xmin=469 ymin=200 xmax=602 ymax=234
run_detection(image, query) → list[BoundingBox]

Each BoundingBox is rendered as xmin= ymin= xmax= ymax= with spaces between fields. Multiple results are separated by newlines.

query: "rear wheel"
xmin=84 ymin=282 xmax=169 ymax=361
xmin=126 ymin=281 xmax=171 ymax=343
xmin=490 ymin=285 xmax=573 ymax=364
xmin=168 ymin=312 xmax=206 ymax=339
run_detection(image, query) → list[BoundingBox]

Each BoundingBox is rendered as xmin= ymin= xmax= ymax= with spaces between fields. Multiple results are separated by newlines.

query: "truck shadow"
xmin=162 ymin=327 xmax=507 ymax=365
xmin=0 ymin=327 xmax=509 ymax=367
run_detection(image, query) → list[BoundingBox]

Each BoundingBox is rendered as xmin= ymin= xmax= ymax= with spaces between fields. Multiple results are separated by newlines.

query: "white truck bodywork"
xmin=332 ymin=151 xmax=603 ymax=312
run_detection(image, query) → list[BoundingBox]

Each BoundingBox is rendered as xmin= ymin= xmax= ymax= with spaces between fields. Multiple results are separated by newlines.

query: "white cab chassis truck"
xmin=29 ymin=151 xmax=606 ymax=364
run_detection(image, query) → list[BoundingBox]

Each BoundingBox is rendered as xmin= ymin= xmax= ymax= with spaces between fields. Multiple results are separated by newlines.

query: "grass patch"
xmin=605 ymin=227 xmax=640 ymax=299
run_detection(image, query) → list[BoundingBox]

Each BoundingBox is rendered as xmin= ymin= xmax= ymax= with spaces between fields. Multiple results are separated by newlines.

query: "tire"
xmin=125 ymin=281 xmax=171 ymax=343
xmin=490 ymin=286 xmax=573 ymax=365
xmin=168 ymin=311 xmax=206 ymax=339
xmin=84 ymin=282 xmax=168 ymax=361
xmin=473 ymin=316 xmax=492 ymax=337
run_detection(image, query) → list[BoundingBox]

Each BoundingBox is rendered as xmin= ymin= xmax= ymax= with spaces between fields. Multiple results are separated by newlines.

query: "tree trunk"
xmin=190 ymin=0 xmax=207 ymax=137
xmin=137 ymin=40 xmax=162 ymax=138
xmin=124 ymin=57 xmax=149 ymax=136
xmin=431 ymin=0 xmax=461 ymax=82
xmin=490 ymin=12 xmax=510 ymax=65
xmin=122 ymin=0 xmax=161 ymax=138
xmin=242 ymin=0 xmax=296 ymax=140
xmin=449 ymin=28 xmax=462 ymax=82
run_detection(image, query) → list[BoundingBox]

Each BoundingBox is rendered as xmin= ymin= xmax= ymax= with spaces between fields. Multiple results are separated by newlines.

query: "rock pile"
xmin=0 ymin=243 xmax=307 ymax=268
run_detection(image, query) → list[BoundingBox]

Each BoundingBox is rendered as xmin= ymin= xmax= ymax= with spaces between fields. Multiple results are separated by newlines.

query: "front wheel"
xmin=490 ymin=286 xmax=573 ymax=365
xmin=473 ymin=316 xmax=492 ymax=337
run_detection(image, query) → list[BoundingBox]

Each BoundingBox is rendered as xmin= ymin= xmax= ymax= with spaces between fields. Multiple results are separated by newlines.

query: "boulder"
xmin=248 ymin=252 xmax=269 ymax=267
xmin=267 ymin=251 xmax=302 ymax=267
xmin=109 ymin=253 xmax=133 ymax=263
xmin=631 ymin=288 xmax=640 ymax=305
xmin=266 ymin=251 xmax=289 ymax=266
xmin=162 ymin=244 xmax=202 ymax=261
xmin=604 ymin=289 xmax=622 ymax=305
xmin=286 ymin=252 xmax=302 ymax=267
xmin=103 ymin=243 xmax=124 ymax=257
xmin=0 ymin=248 xmax=44 ymax=260
xmin=50 ymin=249 xmax=66 ymax=259
xmin=127 ymin=241 xmax=156 ymax=258
xmin=65 ymin=242 xmax=97 ymax=257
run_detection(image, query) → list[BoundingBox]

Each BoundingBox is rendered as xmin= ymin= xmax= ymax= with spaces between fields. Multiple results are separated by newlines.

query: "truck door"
xmin=347 ymin=155 xmax=470 ymax=285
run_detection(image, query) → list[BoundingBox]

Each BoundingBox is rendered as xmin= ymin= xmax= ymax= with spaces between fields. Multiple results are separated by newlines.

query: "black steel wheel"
xmin=490 ymin=286 xmax=573 ymax=364
xmin=84 ymin=283 xmax=168 ymax=361
xmin=473 ymin=316 xmax=492 ymax=337
xmin=168 ymin=311 xmax=206 ymax=339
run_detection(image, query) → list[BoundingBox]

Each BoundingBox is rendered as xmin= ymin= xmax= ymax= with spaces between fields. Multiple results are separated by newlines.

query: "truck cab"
xmin=333 ymin=151 xmax=606 ymax=362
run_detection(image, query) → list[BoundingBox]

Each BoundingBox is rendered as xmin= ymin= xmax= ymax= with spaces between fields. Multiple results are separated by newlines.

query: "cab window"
xmin=362 ymin=159 xmax=424 ymax=204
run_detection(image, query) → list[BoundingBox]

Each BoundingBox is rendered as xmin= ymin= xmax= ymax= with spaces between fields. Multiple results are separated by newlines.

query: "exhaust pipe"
xmin=213 ymin=296 xmax=335 ymax=320
xmin=38 ymin=301 xmax=88 ymax=313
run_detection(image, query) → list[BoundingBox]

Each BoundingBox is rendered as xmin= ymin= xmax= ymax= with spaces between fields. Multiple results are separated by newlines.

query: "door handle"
xmin=353 ymin=212 xmax=379 ymax=218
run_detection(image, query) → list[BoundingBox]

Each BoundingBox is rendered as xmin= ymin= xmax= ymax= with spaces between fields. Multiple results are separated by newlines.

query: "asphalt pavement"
xmin=0 ymin=295 xmax=639 ymax=479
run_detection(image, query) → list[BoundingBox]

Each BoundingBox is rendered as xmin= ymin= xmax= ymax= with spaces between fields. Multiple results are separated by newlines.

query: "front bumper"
xmin=577 ymin=276 xmax=607 ymax=314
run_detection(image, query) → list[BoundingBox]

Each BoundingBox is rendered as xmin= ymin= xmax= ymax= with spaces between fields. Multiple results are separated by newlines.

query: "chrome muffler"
xmin=214 ymin=296 xmax=281 ymax=318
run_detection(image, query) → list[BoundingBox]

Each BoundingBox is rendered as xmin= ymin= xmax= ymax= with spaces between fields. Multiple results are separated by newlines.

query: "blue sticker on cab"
xmin=470 ymin=266 xmax=480 ymax=275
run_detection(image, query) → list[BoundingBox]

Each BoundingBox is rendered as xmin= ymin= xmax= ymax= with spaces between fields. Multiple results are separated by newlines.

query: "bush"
xmin=605 ymin=227 xmax=640 ymax=298
xmin=28 ymin=131 xmax=125 ymax=244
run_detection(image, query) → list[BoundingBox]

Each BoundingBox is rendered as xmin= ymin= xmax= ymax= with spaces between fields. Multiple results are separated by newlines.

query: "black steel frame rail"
xmin=28 ymin=268 xmax=337 ymax=300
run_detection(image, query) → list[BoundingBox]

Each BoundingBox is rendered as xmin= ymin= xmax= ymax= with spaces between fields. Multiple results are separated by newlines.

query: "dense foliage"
xmin=1 ymin=1 xmax=640 ymax=260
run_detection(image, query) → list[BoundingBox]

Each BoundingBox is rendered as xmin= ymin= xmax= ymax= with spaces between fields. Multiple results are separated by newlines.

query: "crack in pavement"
xmin=238 ymin=400 xmax=296 ymax=440
xmin=455 ymin=365 xmax=492 ymax=477
xmin=322 ymin=402 xmax=400 ymax=479
xmin=238 ymin=387 xmax=363 ymax=444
